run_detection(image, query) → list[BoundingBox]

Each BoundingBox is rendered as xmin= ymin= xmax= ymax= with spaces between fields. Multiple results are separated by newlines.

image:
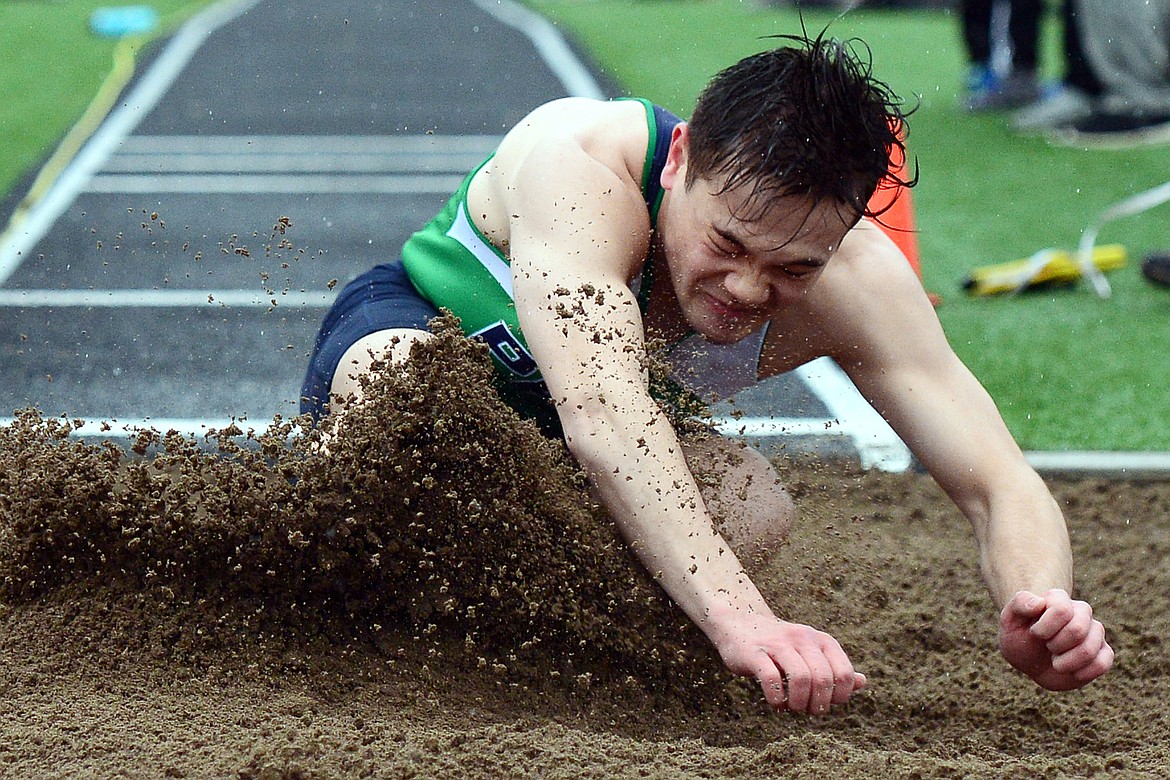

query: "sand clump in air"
xmin=1 ymin=314 xmax=1169 ymax=777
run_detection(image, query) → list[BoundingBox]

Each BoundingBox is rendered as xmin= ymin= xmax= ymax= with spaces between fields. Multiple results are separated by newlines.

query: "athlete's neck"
xmin=642 ymin=236 xmax=691 ymax=346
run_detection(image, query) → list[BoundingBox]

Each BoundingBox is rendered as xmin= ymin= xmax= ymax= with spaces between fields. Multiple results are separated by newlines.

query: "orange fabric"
xmin=865 ymin=134 xmax=921 ymax=277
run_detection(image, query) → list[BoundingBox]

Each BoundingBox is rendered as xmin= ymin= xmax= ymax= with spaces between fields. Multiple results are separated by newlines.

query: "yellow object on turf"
xmin=962 ymin=244 xmax=1128 ymax=296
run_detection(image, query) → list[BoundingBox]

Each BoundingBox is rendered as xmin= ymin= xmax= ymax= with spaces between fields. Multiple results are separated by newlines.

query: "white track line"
xmin=466 ymin=0 xmax=606 ymax=100
xmin=104 ymin=157 xmax=474 ymax=174
xmin=0 ymin=0 xmax=262 ymax=285
xmin=7 ymin=415 xmax=1169 ymax=479
xmin=796 ymin=357 xmax=912 ymax=471
xmin=709 ymin=357 xmax=913 ymax=472
xmin=91 ymin=131 xmax=486 ymax=193
xmin=85 ymin=174 xmax=465 ymax=194
xmin=710 ymin=416 xmax=850 ymax=438
xmin=116 ymin=134 xmax=503 ymax=154
xmin=104 ymin=134 xmax=500 ymax=174
xmin=0 ymin=417 xmax=271 ymax=441
xmin=0 ymin=289 xmax=335 ymax=308
xmin=1024 ymin=451 xmax=1170 ymax=477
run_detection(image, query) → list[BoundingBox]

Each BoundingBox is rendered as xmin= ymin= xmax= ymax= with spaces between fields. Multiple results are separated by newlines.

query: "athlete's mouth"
xmin=704 ymin=292 xmax=756 ymax=321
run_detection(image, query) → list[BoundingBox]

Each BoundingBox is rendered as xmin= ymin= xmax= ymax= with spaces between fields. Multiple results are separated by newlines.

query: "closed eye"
xmin=777 ymin=262 xmax=823 ymax=279
xmin=710 ymin=227 xmax=747 ymax=257
xmin=709 ymin=238 xmax=742 ymax=258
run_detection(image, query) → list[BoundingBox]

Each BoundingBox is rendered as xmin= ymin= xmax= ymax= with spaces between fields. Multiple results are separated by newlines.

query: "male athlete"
xmin=301 ymin=35 xmax=1113 ymax=715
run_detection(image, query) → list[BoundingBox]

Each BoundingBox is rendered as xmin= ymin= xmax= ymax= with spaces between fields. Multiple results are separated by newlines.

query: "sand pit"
xmin=1 ymin=319 xmax=1166 ymax=778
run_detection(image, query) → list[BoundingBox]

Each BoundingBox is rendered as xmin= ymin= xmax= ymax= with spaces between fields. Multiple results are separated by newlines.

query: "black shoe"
xmin=1142 ymin=252 xmax=1170 ymax=288
xmin=1049 ymin=111 xmax=1170 ymax=149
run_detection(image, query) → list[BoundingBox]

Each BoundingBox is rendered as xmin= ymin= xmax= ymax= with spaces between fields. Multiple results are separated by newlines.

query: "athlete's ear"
xmin=660 ymin=122 xmax=690 ymax=191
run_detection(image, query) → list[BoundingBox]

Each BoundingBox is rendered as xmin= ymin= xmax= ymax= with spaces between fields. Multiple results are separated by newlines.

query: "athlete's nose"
xmin=724 ymin=265 xmax=770 ymax=308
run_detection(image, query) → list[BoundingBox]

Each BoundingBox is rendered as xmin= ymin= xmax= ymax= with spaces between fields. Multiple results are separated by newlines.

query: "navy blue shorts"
xmin=300 ymin=261 xmax=439 ymax=420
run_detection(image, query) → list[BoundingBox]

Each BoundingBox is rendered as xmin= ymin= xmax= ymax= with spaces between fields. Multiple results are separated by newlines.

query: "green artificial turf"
xmin=0 ymin=0 xmax=216 ymax=200
xmin=528 ymin=0 xmax=1170 ymax=451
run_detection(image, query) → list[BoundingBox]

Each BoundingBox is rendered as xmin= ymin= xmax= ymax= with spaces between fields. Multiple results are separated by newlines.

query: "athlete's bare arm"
xmin=479 ymin=99 xmax=865 ymax=715
xmin=766 ymin=221 xmax=1113 ymax=690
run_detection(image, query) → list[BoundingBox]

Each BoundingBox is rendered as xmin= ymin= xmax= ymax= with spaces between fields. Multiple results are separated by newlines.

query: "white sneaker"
xmin=1011 ymin=87 xmax=1093 ymax=134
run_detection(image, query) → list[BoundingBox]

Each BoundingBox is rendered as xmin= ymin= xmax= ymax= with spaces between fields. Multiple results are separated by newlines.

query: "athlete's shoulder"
xmin=512 ymin=96 xmax=647 ymax=131
xmin=466 ymin=97 xmax=655 ymax=277
xmin=494 ymin=98 xmax=649 ymax=178
xmin=828 ymin=221 xmax=923 ymax=295
xmin=800 ymin=221 xmax=939 ymax=353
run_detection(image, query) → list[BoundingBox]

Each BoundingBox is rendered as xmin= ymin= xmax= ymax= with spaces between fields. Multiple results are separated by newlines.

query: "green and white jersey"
xmin=401 ymin=98 xmax=681 ymax=384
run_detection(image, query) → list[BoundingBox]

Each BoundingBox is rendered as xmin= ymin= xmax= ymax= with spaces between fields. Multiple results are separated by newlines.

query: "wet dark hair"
xmin=685 ymin=31 xmax=914 ymax=224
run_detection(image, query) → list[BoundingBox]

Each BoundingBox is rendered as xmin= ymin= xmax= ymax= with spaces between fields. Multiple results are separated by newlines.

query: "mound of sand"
xmin=1 ymin=317 xmax=1166 ymax=778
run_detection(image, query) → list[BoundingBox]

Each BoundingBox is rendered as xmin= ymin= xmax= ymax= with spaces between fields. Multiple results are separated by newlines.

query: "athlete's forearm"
xmin=978 ymin=486 xmax=1074 ymax=609
xmin=560 ymin=396 xmax=776 ymax=629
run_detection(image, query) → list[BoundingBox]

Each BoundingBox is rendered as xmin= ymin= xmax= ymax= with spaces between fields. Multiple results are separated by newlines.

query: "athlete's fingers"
xmin=770 ymin=648 xmax=812 ymax=713
xmin=1072 ymin=641 xmax=1115 ymax=684
xmin=804 ymin=655 xmax=837 ymax=715
xmin=813 ymin=636 xmax=857 ymax=707
xmin=1052 ymin=619 xmax=1107 ymax=674
xmin=830 ymin=662 xmax=861 ymax=705
xmin=1045 ymin=607 xmax=1095 ymax=655
xmin=1001 ymin=590 xmax=1046 ymax=630
xmin=789 ymin=652 xmax=844 ymax=715
xmin=752 ymin=658 xmax=789 ymax=711
xmin=1028 ymin=590 xmax=1077 ymax=641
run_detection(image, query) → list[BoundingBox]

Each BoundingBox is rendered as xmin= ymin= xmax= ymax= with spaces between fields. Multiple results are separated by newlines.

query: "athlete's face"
xmin=657 ymin=124 xmax=855 ymax=345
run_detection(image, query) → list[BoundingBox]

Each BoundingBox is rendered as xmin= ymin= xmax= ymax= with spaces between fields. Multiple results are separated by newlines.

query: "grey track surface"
xmin=0 ymin=0 xmax=832 ymax=435
xmin=0 ymin=1 xmax=581 ymax=424
xmin=132 ymin=3 xmax=568 ymax=136
xmin=2 ymin=0 xmax=1158 ymax=476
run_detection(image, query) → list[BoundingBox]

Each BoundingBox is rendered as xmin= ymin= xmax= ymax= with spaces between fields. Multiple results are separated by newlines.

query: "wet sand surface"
xmin=1 ymin=320 xmax=1166 ymax=778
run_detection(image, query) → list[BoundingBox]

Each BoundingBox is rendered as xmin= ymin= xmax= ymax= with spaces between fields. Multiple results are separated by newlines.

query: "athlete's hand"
xmin=999 ymin=589 xmax=1114 ymax=691
xmin=706 ymin=611 xmax=866 ymax=715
